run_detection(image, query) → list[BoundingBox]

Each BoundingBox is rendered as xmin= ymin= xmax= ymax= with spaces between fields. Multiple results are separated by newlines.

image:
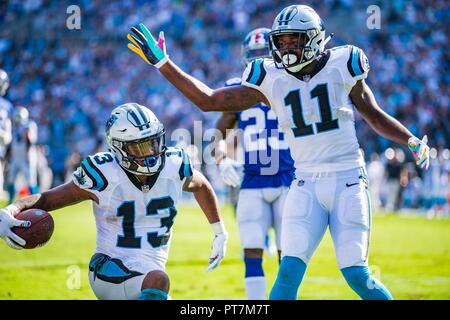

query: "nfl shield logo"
xmin=297 ymin=179 xmax=305 ymax=187
xmin=303 ymin=74 xmax=311 ymax=82
xmin=141 ymin=185 xmax=150 ymax=193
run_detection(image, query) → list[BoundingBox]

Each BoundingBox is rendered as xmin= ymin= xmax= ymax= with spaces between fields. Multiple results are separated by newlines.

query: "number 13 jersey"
xmin=72 ymin=147 xmax=193 ymax=273
xmin=241 ymin=45 xmax=369 ymax=173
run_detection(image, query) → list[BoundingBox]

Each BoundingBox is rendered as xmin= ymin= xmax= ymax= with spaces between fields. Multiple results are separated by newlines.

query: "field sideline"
xmin=0 ymin=201 xmax=449 ymax=300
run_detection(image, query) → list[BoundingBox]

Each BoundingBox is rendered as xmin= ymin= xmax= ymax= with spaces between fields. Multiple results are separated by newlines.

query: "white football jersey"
xmin=242 ymin=45 xmax=369 ymax=172
xmin=72 ymin=147 xmax=193 ymax=273
xmin=10 ymin=120 xmax=38 ymax=160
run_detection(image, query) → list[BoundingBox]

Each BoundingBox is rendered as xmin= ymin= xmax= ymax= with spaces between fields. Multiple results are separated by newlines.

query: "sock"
xmin=341 ymin=266 xmax=393 ymax=300
xmin=7 ymin=184 xmax=15 ymax=204
xmin=244 ymin=257 xmax=266 ymax=300
xmin=245 ymin=277 xmax=266 ymax=300
xmin=138 ymin=288 xmax=168 ymax=300
xmin=269 ymin=256 xmax=306 ymax=300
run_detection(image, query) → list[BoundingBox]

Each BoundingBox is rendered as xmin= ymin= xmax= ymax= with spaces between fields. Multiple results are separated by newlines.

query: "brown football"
xmin=11 ymin=209 xmax=54 ymax=249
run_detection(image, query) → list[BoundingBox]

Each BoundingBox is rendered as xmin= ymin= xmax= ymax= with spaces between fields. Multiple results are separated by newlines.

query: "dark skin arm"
xmin=183 ymin=169 xmax=222 ymax=224
xmin=159 ymin=60 xmax=269 ymax=112
xmin=350 ymin=79 xmax=413 ymax=146
xmin=9 ymin=181 xmax=97 ymax=216
xmin=216 ymin=112 xmax=238 ymax=138
xmin=214 ymin=112 xmax=238 ymax=162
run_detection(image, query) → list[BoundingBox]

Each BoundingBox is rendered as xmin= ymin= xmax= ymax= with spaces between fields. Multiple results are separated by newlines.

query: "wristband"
xmin=154 ymin=55 xmax=170 ymax=69
xmin=5 ymin=204 xmax=20 ymax=216
xmin=211 ymin=220 xmax=226 ymax=235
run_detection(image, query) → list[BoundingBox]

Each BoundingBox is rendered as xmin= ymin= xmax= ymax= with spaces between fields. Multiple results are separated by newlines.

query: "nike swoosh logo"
xmin=346 ymin=182 xmax=359 ymax=187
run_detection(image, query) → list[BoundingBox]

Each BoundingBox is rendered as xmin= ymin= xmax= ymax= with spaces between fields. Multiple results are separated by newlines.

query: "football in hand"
xmin=11 ymin=209 xmax=54 ymax=249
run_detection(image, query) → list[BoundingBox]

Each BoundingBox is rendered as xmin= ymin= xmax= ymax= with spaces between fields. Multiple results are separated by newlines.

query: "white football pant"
xmin=281 ymin=167 xmax=372 ymax=269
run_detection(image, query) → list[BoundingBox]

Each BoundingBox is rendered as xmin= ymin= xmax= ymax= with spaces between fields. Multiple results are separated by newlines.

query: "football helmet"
xmin=269 ymin=5 xmax=332 ymax=73
xmin=106 ymin=103 xmax=166 ymax=176
xmin=13 ymin=106 xmax=29 ymax=125
xmin=0 ymin=69 xmax=9 ymax=97
xmin=241 ymin=27 xmax=271 ymax=65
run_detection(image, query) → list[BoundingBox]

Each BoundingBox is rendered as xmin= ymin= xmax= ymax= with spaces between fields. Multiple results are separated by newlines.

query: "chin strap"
xmin=322 ymin=32 xmax=334 ymax=47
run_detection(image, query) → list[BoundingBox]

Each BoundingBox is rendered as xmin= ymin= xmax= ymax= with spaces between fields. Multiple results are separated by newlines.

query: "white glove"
xmin=0 ymin=207 xmax=30 ymax=250
xmin=408 ymin=135 xmax=430 ymax=170
xmin=218 ymin=157 xmax=241 ymax=188
xmin=205 ymin=221 xmax=228 ymax=272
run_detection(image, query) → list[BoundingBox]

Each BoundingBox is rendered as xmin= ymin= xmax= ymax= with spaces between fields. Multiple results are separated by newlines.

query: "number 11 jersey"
xmin=241 ymin=45 xmax=369 ymax=173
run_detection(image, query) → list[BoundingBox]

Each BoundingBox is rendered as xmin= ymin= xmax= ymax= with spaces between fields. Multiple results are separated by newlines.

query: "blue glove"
xmin=127 ymin=23 xmax=169 ymax=68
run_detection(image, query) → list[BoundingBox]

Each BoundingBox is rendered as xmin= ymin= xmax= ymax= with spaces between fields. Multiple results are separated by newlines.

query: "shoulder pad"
xmin=164 ymin=147 xmax=193 ymax=181
xmin=346 ymin=45 xmax=370 ymax=79
xmin=243 ymin=58 xmax=267 ymax=87
xmin=74 ymin=152 xmax=115 ymax=192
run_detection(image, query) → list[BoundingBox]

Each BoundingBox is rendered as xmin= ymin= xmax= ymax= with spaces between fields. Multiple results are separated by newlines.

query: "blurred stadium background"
xmin=0 ymin=0 xmax=449 ymax=299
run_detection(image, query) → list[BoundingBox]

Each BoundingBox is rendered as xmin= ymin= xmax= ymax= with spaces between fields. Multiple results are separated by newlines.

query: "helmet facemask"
xmin=108 ymin=127 xmax=167 ymax=176
xmin=270 ymin=28 xmax=324 ymax=73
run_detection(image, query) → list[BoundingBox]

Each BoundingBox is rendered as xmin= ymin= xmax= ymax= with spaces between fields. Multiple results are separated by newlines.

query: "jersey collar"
xmin=286 ymin=49 xmax=331 ymax=82
xmin=119 ymin=165 xmax=161 ymax=193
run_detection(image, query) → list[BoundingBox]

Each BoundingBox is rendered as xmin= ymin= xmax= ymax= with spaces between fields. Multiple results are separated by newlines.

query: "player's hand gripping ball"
xmin=11 ymin=209 xmax=54 ymax=249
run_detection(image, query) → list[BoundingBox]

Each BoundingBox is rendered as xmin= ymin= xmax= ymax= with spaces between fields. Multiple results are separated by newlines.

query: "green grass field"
xmin=0 ymin=201 xmax=449 ymax=300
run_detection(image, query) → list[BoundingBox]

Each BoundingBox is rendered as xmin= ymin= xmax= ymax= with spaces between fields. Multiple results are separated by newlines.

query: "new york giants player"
xmin=215 ymin=28 xmax=294 ymax=300
xmin=6 ymin=106 xmax=38 ymax=203
xmin=127 ymin=4 xmax=430 ymax=300
xmin=0 ymin=103 xmax=228 ymax=300
xmin=0 ymin=69 xmax=12 ymax=201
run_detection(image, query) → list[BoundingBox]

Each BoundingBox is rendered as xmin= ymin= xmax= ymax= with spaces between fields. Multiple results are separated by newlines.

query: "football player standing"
xmin=6 ymin=106 xmax=39 ymax=203
xmin=0 ymin=69 xmax=12 ymax=202
xmin=215 ymin=28 xmax=294 ymax=300
xmin=127 ymin=5 xmax=430 ymax=300
xmin=0 ymin=103 xmax=228 ymax=300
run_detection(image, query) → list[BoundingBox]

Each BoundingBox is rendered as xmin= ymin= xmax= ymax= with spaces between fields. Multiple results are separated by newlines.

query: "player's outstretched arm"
xmin=5 ymin=181 xmax=97 ymax=217
xmin=127 ymin=24 xmax=268 ymax=112
xmin=0 ymin=181 xmax=96 ymax=249
xmin=183 ymin=169 xmax=228 ymax=272
xmin=351 ymin=80 xmax=430 ymax=169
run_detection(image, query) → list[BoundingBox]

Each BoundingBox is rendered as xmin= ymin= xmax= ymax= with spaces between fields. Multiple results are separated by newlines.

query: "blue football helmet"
xmin=241 ymin=28 xmax=271 ymax=65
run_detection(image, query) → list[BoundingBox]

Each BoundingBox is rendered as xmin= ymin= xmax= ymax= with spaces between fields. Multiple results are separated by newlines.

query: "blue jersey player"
xmin=215 ymin=28 xmax=294 ymax=300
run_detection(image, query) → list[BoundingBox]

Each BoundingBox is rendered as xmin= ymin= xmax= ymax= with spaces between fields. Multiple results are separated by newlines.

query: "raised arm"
xmin=350 ymin=79 xmax=430 ymax=169
xmin=127 ymin=24 xmax=268 ymax=112
xmin=160 ymin=61 xmax=267 ymax=112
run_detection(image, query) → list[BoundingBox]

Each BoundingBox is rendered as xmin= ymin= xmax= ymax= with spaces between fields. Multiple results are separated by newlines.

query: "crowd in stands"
xmin=0 ymin=0 xmax=448 ymax=212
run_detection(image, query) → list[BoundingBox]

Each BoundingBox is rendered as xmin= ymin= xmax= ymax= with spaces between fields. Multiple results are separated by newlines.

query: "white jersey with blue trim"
xmin=241 ymin=46 xmax=369 ymax=173
xmin=72 ymin=147 xmax=193 ymax=273
xmin=0 ymin=96 xmax=13 ymax=115
xmin=10 ymin=119 xmax=38 ymax=160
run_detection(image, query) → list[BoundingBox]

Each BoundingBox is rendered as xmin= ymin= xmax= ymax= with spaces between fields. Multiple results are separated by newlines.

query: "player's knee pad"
xmin=341 ymin=266 xmax=393 ymax=300
xmin=244 ymin=257 xmax=264 ymax=278
xmin=269 ymin=256 xmax=307 ymax=300
xmin=138 ymin=288 xmax=168 ymax=300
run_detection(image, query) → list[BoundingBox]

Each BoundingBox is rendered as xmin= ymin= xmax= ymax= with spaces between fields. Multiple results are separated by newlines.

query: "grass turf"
xmin=0 ymin=201 xmax=449 ymax=299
